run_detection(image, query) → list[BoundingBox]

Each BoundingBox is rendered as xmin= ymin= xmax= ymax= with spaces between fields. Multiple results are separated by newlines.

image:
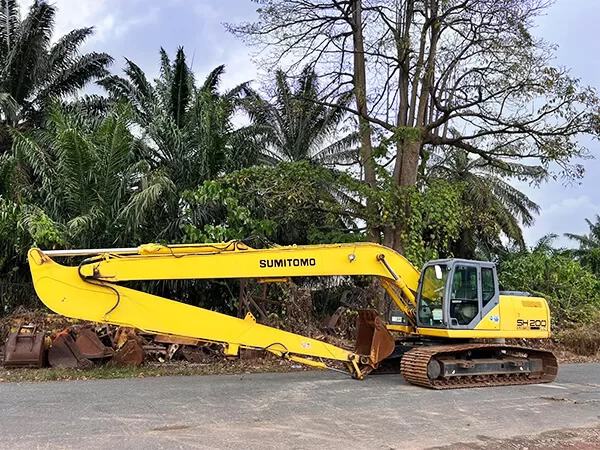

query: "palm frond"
xmin=120 ymin=172 xmax=176 ymax=229
xmin=201 ymin=64 xmax=225 ymax=94
xmin=241 ymin=65 xmax=356 ymax=166
xmin=0 ymin=92 xmax=19 ymax=124
xmin=170 ymin=47 xmax=191 ymax=127
xmin=5 ymin=0 xmax=55 ymax=104
xmin=157 ymin=47 xmax=171 ymax=81
xmin=123 ymin=58 xmax=153 ymax=102
xmin=46 ymin=27 xmax=94 ymax=76
xmin=311 ymin=133 xmax=360 ymax=165
xmin=487 ymin=176 xmax=540 ymax=226
xmin=0 ymin=0 xmax=21 ymax=61
xmin=35 ymin=51 xmax=112 ymax=102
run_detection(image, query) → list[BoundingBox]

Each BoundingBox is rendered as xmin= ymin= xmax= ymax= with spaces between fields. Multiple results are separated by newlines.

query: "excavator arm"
xmin=28 ymin=241 xmax=422 ymax=379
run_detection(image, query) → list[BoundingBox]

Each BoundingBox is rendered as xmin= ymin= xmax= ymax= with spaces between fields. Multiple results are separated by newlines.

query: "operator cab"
xmin=416 ymin=259 xmax=499 ymax=330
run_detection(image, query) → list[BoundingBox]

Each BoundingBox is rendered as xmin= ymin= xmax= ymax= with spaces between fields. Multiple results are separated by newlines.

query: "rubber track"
xmin=400 ymin=343 xmax=558 ymax=390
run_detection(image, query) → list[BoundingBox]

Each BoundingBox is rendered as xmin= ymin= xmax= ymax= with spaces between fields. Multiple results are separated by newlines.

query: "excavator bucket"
xmin=48 ymin=333 xmax=93 ymax=369
xmin=3 ymin=325 xmax=45 ymax=368
xmin=74 ymin=327 xmax=114 ymax=360
xmin=111 ymin=339 xmax=144 ymax=366
xmin=354 ymin=309 xmax=395 ymax=365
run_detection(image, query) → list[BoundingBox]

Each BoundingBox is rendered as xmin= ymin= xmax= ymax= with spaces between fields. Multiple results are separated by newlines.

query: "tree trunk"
xmin=351 ymin=0 xmax=379 ymax=243
xmin=396 ymin=140 xmax=422 ymax=187
xmin=384 ymin=0 xmax=439 ymax=254
xmin=381 ymin=139 xmax=422 ymax=254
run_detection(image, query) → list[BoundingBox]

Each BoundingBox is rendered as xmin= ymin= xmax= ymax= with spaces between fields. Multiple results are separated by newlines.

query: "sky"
xmin=19 ymin=0 xmax=600 ymax=248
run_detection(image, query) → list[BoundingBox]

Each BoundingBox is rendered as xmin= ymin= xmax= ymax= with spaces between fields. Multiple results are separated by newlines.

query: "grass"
xmin=0 ymin=358 xmax=308 ymax=383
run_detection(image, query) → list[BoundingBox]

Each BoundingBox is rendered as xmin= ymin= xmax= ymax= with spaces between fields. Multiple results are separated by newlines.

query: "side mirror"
xmin=434 ymin=265 xmax=443 ymax=280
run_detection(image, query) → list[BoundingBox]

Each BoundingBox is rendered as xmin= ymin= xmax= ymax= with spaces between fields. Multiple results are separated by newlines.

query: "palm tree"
xmin=565 ymin=215 xmax=600 ymax=276
xmin=9 ymin=100 xmax=169 ymax=248
xmin=427 ymin=148 xmax=542 ymax=258
xmin=99 ymin=47 xmax=260 ymax=239
xmin=0 ymin=0 xmax=113 ymax=154
xmin=98 ymin=48 xmax=193 ymax=128
xmin=242 ymin=65 xmax=359 ymax=166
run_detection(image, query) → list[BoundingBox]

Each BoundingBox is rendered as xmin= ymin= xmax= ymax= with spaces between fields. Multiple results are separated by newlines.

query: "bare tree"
xmin=228 ymin=0 xmax=599 ymax=253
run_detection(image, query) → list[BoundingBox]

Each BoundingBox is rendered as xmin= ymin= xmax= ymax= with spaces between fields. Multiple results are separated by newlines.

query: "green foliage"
xmin=8 ymin=101 xmax=163 ymax=248
xmin=339 ymin=167 xmax=463 ymax=267
xmin=182 ymin=162 xmax=362 ymax=246
xmin=0 ymin=199 xmax=29 ymax=274
xmin=0 ymin=0 xmax=112 ymax=153
xmin=22 ymin=207 xmax=65 ymax=249
xmin=564 ymin=215 xmax=600 ymax=276
xmin=181 ymin=181 xmax=277 ymax=243
xmin=242 ymin=65 xmax=358 ymax=166
xmin=498 ymin=240 xmax=600 ymax=325
xmin=100 ymin=50 xmax=257 ymax=189
xmin=427 ymin=148 xmax=542 ymax=259
xmin=401 ymin=181 xmax=463 ymax=267
xmin=99 ymin=48 xmax=261 ymax=241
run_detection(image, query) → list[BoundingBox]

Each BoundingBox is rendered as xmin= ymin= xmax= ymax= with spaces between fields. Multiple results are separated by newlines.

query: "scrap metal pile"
xmin=0 ymin=283 xmax=362 ymax=371
xmin=2 ymin=323 xmax=219 ymax=369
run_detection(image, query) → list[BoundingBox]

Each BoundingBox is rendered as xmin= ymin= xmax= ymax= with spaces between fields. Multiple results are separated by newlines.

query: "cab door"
xmin=447 ymin=262 xmax=500 ymax=330
xmin=448 ymin=263 xmax=481 ymax=329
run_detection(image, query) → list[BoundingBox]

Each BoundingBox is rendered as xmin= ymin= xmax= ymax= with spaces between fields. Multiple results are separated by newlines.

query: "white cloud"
xmin=543 ymin=196 xmax=599 ymax=217
xmin=18 ymin=0 xmax=155 ymax=44
xmin=113 ymin=6 xmax=159 ymax=37
xmin=192 ymin=3 xmax=220 ymax=21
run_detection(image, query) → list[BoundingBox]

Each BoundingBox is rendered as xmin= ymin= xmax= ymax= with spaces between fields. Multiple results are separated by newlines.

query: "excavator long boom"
xmin=28 ymin=241 xmax=421 ymax=379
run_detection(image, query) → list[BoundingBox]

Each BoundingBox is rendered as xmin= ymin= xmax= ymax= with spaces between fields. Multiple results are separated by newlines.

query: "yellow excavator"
xmin=27 ymin=241 xmax=558 ymax=389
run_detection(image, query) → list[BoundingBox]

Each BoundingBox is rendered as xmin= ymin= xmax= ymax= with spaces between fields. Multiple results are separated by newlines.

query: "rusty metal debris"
xmin=239 ymin=348 xmax=266 ymax=360
xmin=320 ymin=306 xmax=347 ymax=335
xmin=74 ymin=327 xmax=114 ymax=360
xmin=179 ymin=346 xmax=203 ymax=363
xmin=2 ymin=320 xmax=255 ymax=371
xmin=154 ymin=335 xmax=199 ymax=346
xmin=111 ymin=339 xmax=144 ymax=366
xmin=48 ymin=333 xmax=93 ymax=369
xmin=3 ymin=325 xmax=45 ymax=368
xmin=141 ymin=344 xmax=167 ymax=362
xmin=114 ymin=327 xmax=138 ymax=349
xmin=355 ymin=309 xmax=395 ymax=365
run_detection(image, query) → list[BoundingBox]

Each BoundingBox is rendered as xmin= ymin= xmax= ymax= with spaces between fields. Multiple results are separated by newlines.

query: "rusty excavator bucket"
xmin=74 ymin=327 xmax=114 ymax=360
xmin=3 ymin=325 xmax=46 ymax=368
xmin=354 ymin=309 xmax=395 ymax=366
xmin=48 ymin=333 xmax=93 ymax=369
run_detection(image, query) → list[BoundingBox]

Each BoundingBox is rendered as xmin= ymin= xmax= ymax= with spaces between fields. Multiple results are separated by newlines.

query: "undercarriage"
xmin=376 ymin=340 xmax=558 ymax=389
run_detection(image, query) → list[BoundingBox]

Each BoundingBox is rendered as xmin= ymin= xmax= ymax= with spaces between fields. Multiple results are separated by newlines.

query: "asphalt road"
xmin=1 ymin=364 xmax=599 ymax=449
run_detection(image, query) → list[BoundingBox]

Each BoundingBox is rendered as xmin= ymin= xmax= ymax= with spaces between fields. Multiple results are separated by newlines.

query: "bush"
xmin=556 ymin=318 xmax=600 ymax=356
xmin=498 ymin=247 xmax=600 ymax=326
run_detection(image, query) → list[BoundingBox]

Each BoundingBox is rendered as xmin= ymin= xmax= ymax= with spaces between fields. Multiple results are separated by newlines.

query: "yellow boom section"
xmin=27 ymin=242 xmax=420 ymax=378
xmin=79 ymin=241 xmax=421 ymax=321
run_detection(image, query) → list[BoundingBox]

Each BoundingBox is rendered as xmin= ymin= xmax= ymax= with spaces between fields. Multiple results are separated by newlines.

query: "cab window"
xmin=481 ymin=268 xmax=495 ymax=306
xmin=417 ymin=264 xmax=447 ymax=327
xmin=450 ymin=265 xmax=479 ymax=325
